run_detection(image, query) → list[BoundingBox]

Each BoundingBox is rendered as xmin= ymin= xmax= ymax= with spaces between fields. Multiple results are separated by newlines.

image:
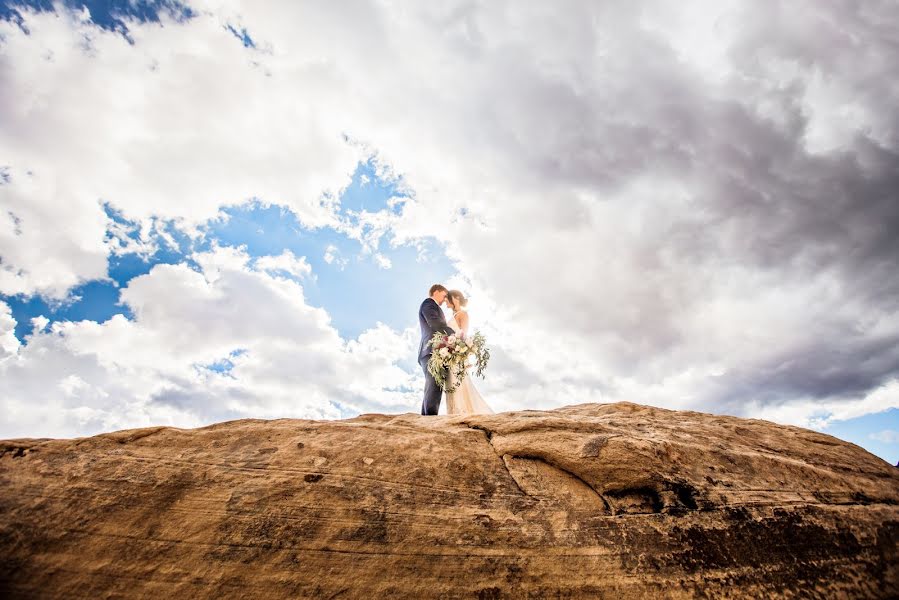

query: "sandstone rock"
xmin=1 ymin=401 xmax=897 ymax=598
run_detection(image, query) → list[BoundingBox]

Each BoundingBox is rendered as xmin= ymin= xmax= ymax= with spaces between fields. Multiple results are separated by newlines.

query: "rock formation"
xmin=1 ymin=402 xmax=897 ymax=598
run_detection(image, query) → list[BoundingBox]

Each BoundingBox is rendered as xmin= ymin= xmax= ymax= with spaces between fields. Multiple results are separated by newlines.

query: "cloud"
xmin=870 ymin=429 xmax=899 ymax=444
xmin=0 ymin=301 xmax=21 ymax=360
xmin=2 ymin=0 xmax=899 ymax=433
xmin=0 ymin=4 xmax=362 ymax=298
xmin=254 ymin=250 xmax=313 ymax=279
xmin=373 ymin=253 xmax=392 ymax=270
xmin=323 ymin=244 xmax=347 ymax=269
xmin=0 ymin=244 xmax=420 ymax=438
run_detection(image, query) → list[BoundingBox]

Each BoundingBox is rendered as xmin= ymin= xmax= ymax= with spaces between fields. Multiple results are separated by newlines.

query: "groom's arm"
xmin=422 ymin=300 xmax=454 ymax=334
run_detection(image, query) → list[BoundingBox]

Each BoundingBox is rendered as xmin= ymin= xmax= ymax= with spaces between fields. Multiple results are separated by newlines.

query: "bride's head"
xmin=447 ymin=290 xmax=468 ymax=312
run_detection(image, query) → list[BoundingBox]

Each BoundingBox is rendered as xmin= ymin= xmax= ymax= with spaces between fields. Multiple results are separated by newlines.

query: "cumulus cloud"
xmin=0 ymin=301 xmax=21 ymax=360
xmin=2 ymin=0 xmax=899 ymax=434
xmin=0 ymin=4 xmax=361 ymax=298
xmin=0 ymin=244 xmax=420 ymax=438
xmin=254 ymin=250 xmax=313 ymax=279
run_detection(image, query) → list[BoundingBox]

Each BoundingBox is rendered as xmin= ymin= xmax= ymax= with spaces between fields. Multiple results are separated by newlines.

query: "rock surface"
xmin=1 ymin=401 xmax=898 ymax=599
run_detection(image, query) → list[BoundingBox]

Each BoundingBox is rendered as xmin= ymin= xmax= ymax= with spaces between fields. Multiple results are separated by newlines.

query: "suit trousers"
xmin=420 ymin=355 xmax=445 ymax=416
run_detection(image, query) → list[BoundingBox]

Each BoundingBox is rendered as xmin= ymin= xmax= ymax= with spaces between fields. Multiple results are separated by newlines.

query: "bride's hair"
xmin=447 ymin=290 xmax=468 ymax=307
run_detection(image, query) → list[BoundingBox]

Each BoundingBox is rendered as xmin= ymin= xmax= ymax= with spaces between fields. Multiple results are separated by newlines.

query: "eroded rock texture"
xmin=1 ymin=402 xmax=897 ymax=598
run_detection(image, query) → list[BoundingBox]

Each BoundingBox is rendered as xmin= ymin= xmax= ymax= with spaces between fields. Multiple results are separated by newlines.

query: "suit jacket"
xmin=418 ymin=298 xmax=455 ymax=362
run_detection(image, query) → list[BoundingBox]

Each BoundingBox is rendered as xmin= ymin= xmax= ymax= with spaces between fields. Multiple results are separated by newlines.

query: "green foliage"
xmin=426 ymin=330 xmax=490 ymax=393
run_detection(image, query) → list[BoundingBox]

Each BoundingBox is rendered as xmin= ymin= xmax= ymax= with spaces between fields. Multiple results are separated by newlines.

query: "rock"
xmin=1 ymin=401 xmax=897 ymax=598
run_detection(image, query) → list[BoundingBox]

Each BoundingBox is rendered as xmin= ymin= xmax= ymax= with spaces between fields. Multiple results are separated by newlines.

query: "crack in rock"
xmin=467 ymin=424 xmax=612 ymax=513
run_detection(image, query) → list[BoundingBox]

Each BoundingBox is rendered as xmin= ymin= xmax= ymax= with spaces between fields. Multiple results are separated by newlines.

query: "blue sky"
xmin=1 ymin=0 xmax=898 ymax=466
xmin=0 ymin=0 xmax=195 ymax=31
xmin=2 ymin=158 xmax=455 ymax=344
xmin=824 ymin=409 xmax=899 ymax=466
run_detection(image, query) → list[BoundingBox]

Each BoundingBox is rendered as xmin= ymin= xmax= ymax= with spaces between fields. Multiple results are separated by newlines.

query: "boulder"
xmin=1 ymin=402 xmax=897 ymax=598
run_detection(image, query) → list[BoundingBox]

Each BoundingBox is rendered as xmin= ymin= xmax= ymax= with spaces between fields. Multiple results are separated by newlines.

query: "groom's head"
xmin=429 ymin=284 xmax=448 ymax=305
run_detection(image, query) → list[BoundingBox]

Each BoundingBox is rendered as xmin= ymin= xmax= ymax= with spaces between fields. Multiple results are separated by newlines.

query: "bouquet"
xmin=427 ymin=330 xmax=490 ymax=393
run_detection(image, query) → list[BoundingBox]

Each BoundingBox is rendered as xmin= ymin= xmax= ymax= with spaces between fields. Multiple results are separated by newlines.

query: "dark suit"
xmin=418 ymin=297 xmax=455 ymax=415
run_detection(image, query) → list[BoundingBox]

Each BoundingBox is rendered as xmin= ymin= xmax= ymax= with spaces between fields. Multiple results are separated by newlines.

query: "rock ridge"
xmin=1 ymin=401 xmax=897 ymax=598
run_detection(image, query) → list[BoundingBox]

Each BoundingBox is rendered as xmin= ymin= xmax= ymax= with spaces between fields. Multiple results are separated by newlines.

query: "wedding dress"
xmin=445 ymin=309 xmax=494 ymax=415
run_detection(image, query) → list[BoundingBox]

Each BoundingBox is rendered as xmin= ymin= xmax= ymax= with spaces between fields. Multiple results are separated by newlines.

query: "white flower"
xmin=439 ymin=347 xmax=450 ymax=357
xmin=448 ymin=335 xmax=457 ymax=344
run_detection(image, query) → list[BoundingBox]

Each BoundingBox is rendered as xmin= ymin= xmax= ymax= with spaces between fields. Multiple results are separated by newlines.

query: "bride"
xmin=445 ymin=290 xmax=494 ymax=415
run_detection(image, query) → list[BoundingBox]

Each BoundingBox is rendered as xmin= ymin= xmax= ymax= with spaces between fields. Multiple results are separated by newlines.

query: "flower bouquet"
xmin=427 ymin=330 xmax=490 ymax=393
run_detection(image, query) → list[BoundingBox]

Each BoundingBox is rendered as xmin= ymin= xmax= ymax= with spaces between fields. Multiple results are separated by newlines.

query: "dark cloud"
xmin=1 ymin=0 xmax=897 ymax=429
xmin=439 ymin=0 xmax=899 ymax=412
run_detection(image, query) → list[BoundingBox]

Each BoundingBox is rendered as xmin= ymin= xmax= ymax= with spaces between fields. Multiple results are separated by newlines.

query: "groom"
xmin=418 ymin=284 xmax=456 ymax=415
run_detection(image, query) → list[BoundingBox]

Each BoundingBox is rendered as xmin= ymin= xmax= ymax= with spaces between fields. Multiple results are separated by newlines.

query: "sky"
xmin=1 ymin=0 xmax=898 ymax=465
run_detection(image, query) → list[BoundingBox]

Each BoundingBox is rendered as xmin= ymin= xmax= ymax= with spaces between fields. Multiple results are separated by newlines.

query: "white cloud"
xmin=870 ymin=429 xmax=899 ymax=444
xmin=30 ymin=315 xmax=49 ymax=334
xmin=2 ymin=1 xmax=899 ymax=434
xmin=323 ymin=244 xmax=347 ymax=269
xmin=0 ymin=4 xmax=362 ymax=298
xmin=727 ymin=377 xmax=899 ymax=433
xmin=373 ymin=253 xmax=392 ymax=270
xmin=0 ymin=244 xmax=420 ymax=438
xmin=254 ymin=250 xmax=313 ymax=279
xmin=0 ymin=171 xmax=110 ymax=298
xmin=104 ymin=213 xmax=169 ymax=259
xmin=0 ymin=301 xmax=21 ymax=360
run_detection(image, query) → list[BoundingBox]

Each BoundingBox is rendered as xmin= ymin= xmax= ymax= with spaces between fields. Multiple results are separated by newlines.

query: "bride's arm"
xmin=456 ymin=312 xmax=470 ymax=336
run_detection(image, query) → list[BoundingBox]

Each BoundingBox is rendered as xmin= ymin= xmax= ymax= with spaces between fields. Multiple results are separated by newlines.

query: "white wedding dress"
xmin=445 ymin=309 xmax=494 ymax=415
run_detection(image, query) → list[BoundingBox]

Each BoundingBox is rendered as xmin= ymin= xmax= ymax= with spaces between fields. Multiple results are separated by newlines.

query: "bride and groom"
xmin=418 ymin=284 xmax=494 ymax=416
